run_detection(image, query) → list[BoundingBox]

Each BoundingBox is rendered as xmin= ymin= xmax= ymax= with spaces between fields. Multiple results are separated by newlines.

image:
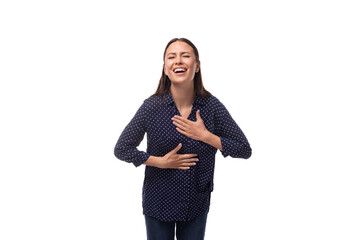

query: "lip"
xmin=173 ymin=67 xmax=187 ymax=75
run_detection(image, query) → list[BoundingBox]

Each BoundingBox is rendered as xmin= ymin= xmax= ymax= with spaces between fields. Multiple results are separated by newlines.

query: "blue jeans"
xmin=144 ymin=210 xmax=208 ymax=240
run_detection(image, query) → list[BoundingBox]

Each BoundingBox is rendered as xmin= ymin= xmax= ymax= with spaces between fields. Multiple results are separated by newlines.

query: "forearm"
xmin=202 ymin=130 xmax=223 ymax=151
xmin=143 ymin=155 xmax=163 ymax=168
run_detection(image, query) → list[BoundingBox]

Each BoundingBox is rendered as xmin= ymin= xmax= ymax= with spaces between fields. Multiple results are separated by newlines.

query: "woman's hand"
xmin=161 ymin=143 xmax=198 ymax=170
xmin=172 ymin=110 xmax=209 ymax=141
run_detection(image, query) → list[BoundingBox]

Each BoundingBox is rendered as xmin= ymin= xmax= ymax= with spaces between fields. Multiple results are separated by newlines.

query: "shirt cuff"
xmin=219 ymin=137 xmax=231 ymax=158
xmin=132 ymin=152 xmax=151 ymax=167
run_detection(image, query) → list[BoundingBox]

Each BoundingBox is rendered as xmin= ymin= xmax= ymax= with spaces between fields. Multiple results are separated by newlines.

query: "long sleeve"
xmin=114 ymin=100 xmax=150 ymax=167
xmin=214 ymin=99 xmax=252 ymax=159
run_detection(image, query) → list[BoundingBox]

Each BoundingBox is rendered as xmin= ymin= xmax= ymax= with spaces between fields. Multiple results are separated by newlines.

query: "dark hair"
xmin=152 ymin=38 xmax=211 ymax=98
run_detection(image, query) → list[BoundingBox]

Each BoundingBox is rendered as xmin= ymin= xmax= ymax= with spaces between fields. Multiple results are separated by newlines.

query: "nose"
xmin=175 ymin=56 xmax=183 ymax=64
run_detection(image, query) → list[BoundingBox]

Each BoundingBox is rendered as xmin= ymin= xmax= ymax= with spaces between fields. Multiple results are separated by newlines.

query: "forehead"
xmin=165 ymin=41 xmax=194 ymax=55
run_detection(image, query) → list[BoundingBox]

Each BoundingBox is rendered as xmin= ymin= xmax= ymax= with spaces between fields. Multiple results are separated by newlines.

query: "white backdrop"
xmin=1 ymin=0 xmax=359 ymax=239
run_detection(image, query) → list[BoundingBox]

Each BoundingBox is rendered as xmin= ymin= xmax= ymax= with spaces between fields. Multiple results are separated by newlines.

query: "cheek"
xmin=187 ymin=60 xmax=196 ymax=69
xmin=189 ymin=63 xmax=198 ymax=73
xmin=164 ymin=62 xmax=172 ymax=75
xmin=164 ymin=65 xmax=170 ymax=75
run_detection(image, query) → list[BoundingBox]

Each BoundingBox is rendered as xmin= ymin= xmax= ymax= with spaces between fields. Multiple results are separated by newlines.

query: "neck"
xmin=170 ymin=83 xmax=195 ymax=108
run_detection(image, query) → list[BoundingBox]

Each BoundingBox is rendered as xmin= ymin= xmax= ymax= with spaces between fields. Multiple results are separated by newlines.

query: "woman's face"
xmin=164 ymin=41 xmax=200 ymax=85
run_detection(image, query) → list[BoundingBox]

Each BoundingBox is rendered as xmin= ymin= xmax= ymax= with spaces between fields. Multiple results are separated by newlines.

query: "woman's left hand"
xmin=172 ymin=110 xmax=209 ymax=141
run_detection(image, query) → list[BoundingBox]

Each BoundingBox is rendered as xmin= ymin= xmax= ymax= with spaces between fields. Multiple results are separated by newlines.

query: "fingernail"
xmin=193 ymin=163 xmax=196 ymax=165
xmin=179 ymin=143 xmax=182 ymax=146
xmin=196 ymin=159 xmax=199 ymax=161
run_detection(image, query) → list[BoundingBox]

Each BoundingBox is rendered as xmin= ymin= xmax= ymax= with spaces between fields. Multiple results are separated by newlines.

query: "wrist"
xmin=144 ymin=155 xmax=163 ymax=168
xmin=159 ymin=155 xmax=167 ymax=168
xmin=201 ymin=130 xmax=211 ymax=143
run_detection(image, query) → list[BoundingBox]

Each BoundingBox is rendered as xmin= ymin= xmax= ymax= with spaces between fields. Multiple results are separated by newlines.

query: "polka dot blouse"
xmin=114 ymin=90 xmax=252 ymax=222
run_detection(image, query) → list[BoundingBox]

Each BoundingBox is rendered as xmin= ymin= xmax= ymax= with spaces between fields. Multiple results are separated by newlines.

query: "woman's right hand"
xmin=161 ymin=143 xmax=198 ymax=170
xmin=144 ymin=143 xmax=198 ymax=170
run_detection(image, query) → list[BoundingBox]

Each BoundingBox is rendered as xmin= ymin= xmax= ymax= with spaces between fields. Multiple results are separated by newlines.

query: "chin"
xmin=170 ymin=79 xmax=192 ymax=85
xmin=169 ymin=75 xmax=193 ymax=83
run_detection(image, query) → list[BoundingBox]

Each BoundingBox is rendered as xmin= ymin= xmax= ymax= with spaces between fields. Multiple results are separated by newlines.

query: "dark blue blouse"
xmin=114 ymin=90 xmax=251 ymax=221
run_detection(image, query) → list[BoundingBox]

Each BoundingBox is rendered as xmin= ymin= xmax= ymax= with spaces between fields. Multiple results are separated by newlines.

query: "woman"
xmin=114 ymin=38 xmax=252 ymax=240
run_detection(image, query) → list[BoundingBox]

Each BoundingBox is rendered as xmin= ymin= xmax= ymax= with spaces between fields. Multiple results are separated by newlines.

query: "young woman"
xmin=114 ymin=38 xmax=252 ymax=240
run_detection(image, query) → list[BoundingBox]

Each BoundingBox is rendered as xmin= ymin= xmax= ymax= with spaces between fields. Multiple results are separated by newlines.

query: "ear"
xmin=196 ymin=61 xmax=200 ymax=73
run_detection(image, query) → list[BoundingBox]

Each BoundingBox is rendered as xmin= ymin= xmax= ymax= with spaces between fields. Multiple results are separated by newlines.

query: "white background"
xmin=1 ymin=0 xmax=359 ymax=239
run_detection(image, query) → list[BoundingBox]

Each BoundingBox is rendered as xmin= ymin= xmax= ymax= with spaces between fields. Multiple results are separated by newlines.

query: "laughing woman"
xmin=114 ymin=38 xmax=252 ymax=240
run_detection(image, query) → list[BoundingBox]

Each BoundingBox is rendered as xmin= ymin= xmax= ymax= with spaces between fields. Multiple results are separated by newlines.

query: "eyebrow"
xmin=166 ymin=52 xmax=191 ymax=56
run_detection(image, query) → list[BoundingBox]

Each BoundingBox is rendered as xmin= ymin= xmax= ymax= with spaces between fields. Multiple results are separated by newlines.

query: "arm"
xmin=114 ymin=101 xmax=198 ymax=169
xmin=214 ymin=99 xmax=252 ymax=159
xmin=171 ymin=106 xmax=251 ymax=159
xmin=114 ymin=100 xmax=150 ymax=167
xmin=143 ymin=143 xmax=198 ymax=170
xmin=202 ymin=130 xmax=223 ymax=151
xmin=143 ymin=155 xmax=163 ymax=167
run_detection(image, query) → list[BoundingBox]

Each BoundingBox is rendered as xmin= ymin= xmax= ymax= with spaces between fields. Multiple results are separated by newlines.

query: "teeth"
xmin=174 ymin=68 xmax=186 ymax=73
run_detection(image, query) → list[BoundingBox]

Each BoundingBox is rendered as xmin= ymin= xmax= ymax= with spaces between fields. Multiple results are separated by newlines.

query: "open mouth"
xmin=173 ymin=68 xmax=187 ymax=74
